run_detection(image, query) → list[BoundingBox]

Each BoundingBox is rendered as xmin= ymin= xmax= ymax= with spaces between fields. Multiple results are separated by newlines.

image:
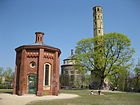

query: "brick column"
xmin=52 ymin=51 xmax=59 ymax=95
xmin=56 ymin=52 xmax=60 ymax=95
xmin=23 ymin=50 xmax=27 ymax=94
xmin=37 ymin=48 xmax=44 ymax=96
xmin=18 ymin=49 xmax=27 ymax=95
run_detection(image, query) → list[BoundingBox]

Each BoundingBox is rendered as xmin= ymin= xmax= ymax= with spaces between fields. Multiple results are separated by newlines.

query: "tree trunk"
xmin=99 ymin=77 xmax=104 ymax=89
xmin=90 ymin=70 xmax=105 ymax=89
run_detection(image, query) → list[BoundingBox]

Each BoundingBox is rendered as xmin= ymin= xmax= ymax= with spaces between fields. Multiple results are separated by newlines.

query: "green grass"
xmin=0 ymin=89 xmax=12 ymax=94
xmin=27 ymin=90 xmax=140 ymax=105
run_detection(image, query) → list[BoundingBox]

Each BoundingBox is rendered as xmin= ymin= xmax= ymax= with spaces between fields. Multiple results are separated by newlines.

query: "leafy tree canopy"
xmin=74 ymin=33 xmax=135 ymax=87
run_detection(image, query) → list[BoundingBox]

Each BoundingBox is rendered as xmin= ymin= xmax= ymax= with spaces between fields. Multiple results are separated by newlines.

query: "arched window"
xmin=44 ymin=63 xmax=51 ymax=86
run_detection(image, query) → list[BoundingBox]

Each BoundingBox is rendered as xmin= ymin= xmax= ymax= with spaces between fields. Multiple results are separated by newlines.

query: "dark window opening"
xmin=94 ymin=8 xmax=96 ymax=12
xmin=71 ymin=71 xmax=74 ymax=74
xmin=30 ymin=61 xmax=36 ymax=68
xmin=97 ymin=8 xmax=100 ymax=11
xmin=98 ymin=30 xmax=100 ymax=33
xmin=71 ymin=75 xmax=74 ymax=81
xmin=76 ymin=71 xmax=80 ymax=74
xmin=95 ymin=22 xmax=96 ymax=25
xmin=65 ymin=71 xmax=68 ymax=74
xmin=45 ymin=64 xmax=49 ymax=85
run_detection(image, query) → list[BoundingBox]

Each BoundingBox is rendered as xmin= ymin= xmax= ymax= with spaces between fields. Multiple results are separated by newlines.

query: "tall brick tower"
xmin=90 ymin=6 xmax=105 ymax=89
xmin=93 ymin=6 xmax=104 ymax=36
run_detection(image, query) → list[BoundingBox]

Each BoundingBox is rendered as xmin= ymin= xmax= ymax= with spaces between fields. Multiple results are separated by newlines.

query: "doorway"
xmin=28 ymin=74 xmax=37 ymax=94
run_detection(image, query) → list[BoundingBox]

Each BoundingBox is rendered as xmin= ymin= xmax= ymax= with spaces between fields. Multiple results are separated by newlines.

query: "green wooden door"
xmin=28 ymin=74 xmax=37 ymax=94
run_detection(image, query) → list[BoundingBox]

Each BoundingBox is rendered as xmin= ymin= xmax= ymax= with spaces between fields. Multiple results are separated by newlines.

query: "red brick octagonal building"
xmin=13 ymin=32 xmax=61 ymax=96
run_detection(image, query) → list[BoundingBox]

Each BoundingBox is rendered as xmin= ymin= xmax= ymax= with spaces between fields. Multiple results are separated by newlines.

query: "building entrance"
xmin=28 ymin=74 xmax=37 ymax=94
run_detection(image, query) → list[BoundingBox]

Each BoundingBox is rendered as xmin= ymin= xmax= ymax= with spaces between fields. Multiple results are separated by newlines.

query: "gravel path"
xmin=0 ymin=93 xmax=79 ymax=105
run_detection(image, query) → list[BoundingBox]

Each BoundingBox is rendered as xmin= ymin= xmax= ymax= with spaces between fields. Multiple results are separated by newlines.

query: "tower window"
xmin=94 ymin=16 xmax=96 ymax=20
xmin=97 ymin=8 xmax=100 ymax=11
xmin=65 ymin=71 xmax=68 ymax=74
xmin=44 ymin=63 xmax=51 ymax=86
xmin=98 ymin=30 xmax=100 ymax=33
xmin=45 ymin=65 xmax=49 ymax=85
xmin=30 ymin=61 xmax=36 ymax=68
xmin=70 ymin=75 xmax=74 ymax=81
xmin=95 ymin=22 xmax=96 ymax=25
xmin=71 ymin=71 xmax=74 ymax=74
xmin=94 ymin=8 xmax=96 ymax=12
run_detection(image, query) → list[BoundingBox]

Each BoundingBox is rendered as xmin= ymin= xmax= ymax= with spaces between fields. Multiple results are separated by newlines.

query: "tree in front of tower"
xmin=74 ymin=33 xmax=135 ymax=89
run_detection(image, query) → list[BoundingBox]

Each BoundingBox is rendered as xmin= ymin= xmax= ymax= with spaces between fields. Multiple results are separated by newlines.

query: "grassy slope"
xmin=27 ymin=90 xmax=140 ymax=105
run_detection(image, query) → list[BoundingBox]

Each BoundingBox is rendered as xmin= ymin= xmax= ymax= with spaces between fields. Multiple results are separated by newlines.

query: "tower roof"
xmin=63 ymin=49 xmax=76 ymax=61
xmin=15 ymin=32 xmax=61 ymax=54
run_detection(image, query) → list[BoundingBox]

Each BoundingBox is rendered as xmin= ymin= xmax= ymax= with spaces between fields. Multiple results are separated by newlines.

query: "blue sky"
xmin=0 ymin=0 xmax=140 ymax=70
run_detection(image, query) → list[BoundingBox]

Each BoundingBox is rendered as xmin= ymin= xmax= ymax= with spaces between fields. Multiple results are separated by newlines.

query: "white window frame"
xmin=43 ymin=63 xmax=51 ymax=90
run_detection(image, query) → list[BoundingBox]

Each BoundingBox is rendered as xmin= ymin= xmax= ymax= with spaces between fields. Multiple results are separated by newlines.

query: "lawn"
xmin=0 ymin=89 xmax=12 ymax=94
xmin=27 ymin=89 xmax=140 ymax=105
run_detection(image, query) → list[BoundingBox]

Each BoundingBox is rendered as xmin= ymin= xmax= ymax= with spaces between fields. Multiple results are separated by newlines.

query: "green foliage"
xmin=108 ymin=67 xmax=129 ymax=91
xmin=0 ymin=89 xmax=12 ymax=93
xmin=0 ymin=67 xmax=13 ymax=89
xmin=133 ymin=59 xmax=140 ymax=91
xmin=74 ymin=33 xmax=135 ymax=88
xmin=3 ymin=67 xmax=12 ymax=76
xmin=0 ymin=67 xmax=4 ymax=84
xmin=134 ymin=59 xmax=140 ymax=76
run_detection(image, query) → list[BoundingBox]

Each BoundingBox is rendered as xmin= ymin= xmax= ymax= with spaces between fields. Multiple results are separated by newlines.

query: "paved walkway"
xmin=0 ymin=93 xmax=79 ymax=105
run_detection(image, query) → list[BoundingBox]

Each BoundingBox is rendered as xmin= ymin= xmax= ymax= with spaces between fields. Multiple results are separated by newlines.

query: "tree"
xmin=0 ymin=67 xmax=4 ymax=84
xmin=0 ymin=67 xmax=4 ymax=75
xmin=109 ymin=67 xmax=129 ymax=91
xmin=0 ymin=67 xmax=13 ymax=89
xmin=3 ymin=67 xmax=13 ymax=82
xmin=74 ymin=33 xmax=135 ymax=89
xmin=134 ymin=59 xmax=140 ymax=91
